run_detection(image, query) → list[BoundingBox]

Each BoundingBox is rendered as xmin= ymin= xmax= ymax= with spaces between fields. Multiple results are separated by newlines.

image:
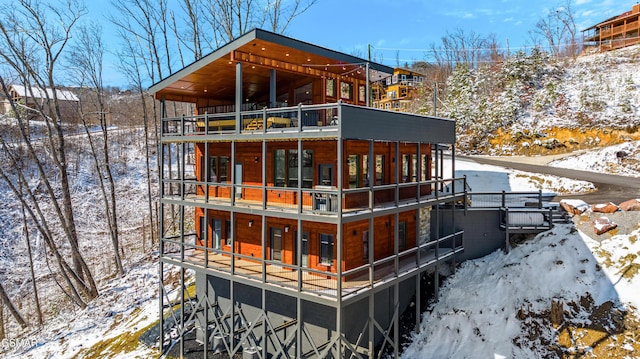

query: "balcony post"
xmin=269 ymin=69 xmax=276 ymax=108
xmin=297 ymin=103 xmax=302 ymax=131
xmin=235 ymin=61 xmax=242 ymax=134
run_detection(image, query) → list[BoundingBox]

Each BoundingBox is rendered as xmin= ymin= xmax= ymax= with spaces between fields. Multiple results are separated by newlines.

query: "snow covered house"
xmin=0 ymin=84 xmax=79 ymax=119
xmin=582 ymin=3 xmax=640 ymax=51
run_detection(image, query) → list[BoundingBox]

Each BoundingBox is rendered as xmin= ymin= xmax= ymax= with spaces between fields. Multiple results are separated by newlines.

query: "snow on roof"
xmin=10 ymin=84 xmax=79 ymax=102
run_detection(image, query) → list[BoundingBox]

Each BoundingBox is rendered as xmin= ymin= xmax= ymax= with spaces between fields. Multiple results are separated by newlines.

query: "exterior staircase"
xmin=551 ymin=207 xmax=573 ymax=225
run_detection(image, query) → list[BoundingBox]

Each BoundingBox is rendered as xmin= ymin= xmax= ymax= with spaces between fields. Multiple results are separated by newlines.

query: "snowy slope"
xmin=549 ymin=140 xmax=640 ymax=178
xmin=402 ymin=223 xmax=639 ymax=358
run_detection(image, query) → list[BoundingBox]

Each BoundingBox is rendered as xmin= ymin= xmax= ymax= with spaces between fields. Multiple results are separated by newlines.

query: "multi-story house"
xmin=583 ymin=3 xmax=640 ymax=51
xmin=150 ymin=29 xmax=558 ymax=358
xmin=371 ymin=68 xmax=424 ymax=112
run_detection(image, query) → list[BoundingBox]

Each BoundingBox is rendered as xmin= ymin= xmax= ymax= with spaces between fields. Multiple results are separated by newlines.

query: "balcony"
xmin=160 ymin=102 xmax=456 ymax=146
xmin=161 ymin=103 xmax=340 ymax=137
xmin=161 ymin=177 xmax=469 ymax=217
xmin=161 ymin=231 xmax=464 ymax=302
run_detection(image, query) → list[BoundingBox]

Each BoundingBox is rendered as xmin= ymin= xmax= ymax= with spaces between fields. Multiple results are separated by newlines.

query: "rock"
xmin=619 ymin=198 xmax=640 ymax=211
xmin=593 ymin=216 xmax=617 ymax=235
xmin=591 ymin=202 xmax=619 ymax=213
xmin=560 ymin=199 xmax=590 ymax=215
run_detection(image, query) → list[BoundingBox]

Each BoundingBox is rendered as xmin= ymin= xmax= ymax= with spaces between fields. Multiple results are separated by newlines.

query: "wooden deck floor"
xmin=164 ymin=245 xmax=460 ymax=299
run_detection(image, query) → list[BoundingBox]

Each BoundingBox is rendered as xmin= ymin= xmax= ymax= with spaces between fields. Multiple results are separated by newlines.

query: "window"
xmin=208 ymin=156 xmax=229 ymax=183
xmin=274 ymin=149 xmax=313 ymax=188
xmin=412 ymin=154 xmax=418 ymax=182
xmin=274 ymin=149 xmax=286 ymax=187
xmin=402 ymin=154 xmax=410 ymax=183
xmin=208 ymin=156 xmax=217 ymax=182
xmin=294 ymin=231 xmax=310 ymax=266
xmin=288 ymin=150 xmax=299 ymax=187
xmin=375 ymin=155 xmax=384 ymax=185
xmin=398 ymin=222 xmax=406 ymax=251
xmin=212 ymin=218 xmax=222 ymax=249
xmin=199 ymin=216 xmax=206 ymax=243
xmin=421 ymin=154 xmax=429 ymax=181
xmin=219 ymin=157 xmax=229 ymax=182
xmin=363 ymin=155 xmax=369 ymax=187
xmin=358 ymin=85 xmax=366 ymax=102
xmin=320 ymin=234 xmax=334 ymax=265
xmin=348 ymin=154 xmax=360 ymax=188
xmin=326 ymin=78 xmax=336 ymax=97
xmin=363 ymin=230 xmax=370 ymax=261
xmin=225 ymin=220 xmax=231 ymax=246
xmin=340 ymin=82 xmax=352 ymax=100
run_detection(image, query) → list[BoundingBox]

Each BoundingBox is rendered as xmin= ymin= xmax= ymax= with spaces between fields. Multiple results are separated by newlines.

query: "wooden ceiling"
xmin=150 ymin=29 xmax=392 ymax=104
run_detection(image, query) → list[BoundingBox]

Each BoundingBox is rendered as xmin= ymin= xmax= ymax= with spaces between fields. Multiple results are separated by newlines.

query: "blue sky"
xmin=285 ymin=0 xmax=631 ymax=66
xmin=87 ymin=0 xmax=633 ymax=86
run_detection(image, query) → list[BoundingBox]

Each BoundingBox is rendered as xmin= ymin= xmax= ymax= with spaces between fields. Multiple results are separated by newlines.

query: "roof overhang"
xmin=149 ymin=29 xmax=393 ymax=104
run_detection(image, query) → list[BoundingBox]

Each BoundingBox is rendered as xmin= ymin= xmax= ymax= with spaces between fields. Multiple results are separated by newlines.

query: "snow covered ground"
xmin=549 ymin=140 xmax=640 ymax=178
xmin=402 ymin=145 xmax=640 ymax=358
xmin=402 ymin=222 xmax=640 ymax=358
xmin=3 ymin=138 xmax=637 ymax=358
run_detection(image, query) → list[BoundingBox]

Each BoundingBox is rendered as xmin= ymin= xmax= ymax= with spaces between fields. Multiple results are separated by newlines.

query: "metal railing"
xmin=468 ymin=190 xmax=555 ymax=209
xmin=160 ymin=176 xmax=469 ymax=214
xmin=161 ymin=228 xmax=464 ymax=300
xmin=161 ymin=103 xmax=340 ymax=136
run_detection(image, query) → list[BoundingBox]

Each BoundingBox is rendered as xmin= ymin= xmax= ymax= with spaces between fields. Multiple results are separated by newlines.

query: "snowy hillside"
xmin=447 ymin=45 xmax=640 ymax=154
xmin=549 ymin=140 xmax=640 ymax=178
xmin=402 ymin=222 xmax=640 ymax=358
xmin=0 ymin=125 xmax=160 ymax=358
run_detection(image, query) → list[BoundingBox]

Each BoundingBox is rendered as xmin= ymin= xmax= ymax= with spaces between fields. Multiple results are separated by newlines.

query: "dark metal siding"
xmin=341 ymin=105 xmax=456 ymax=144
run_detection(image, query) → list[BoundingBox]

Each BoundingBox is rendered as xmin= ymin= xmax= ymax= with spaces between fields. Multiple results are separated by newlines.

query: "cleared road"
xmin=459 ymin=155 xmax=640 ymax=204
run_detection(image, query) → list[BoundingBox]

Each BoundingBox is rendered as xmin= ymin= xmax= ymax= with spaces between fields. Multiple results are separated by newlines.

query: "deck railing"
xmin=161 ymin=103 xmax=340 ymax=136
xmin=161 ymin=229 xmax=463 ymax=300
xmin=161 ymin=176 xmax=469 ymax=214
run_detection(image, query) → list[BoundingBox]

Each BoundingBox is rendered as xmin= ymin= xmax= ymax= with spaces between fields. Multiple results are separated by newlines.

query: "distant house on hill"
xmin=582 ymin=3 xmax=640 ymax=52
xmin=371 ymin=68 xmax=424 ymax=112
xmin=0 ymin=84 xmax=79 ymax=119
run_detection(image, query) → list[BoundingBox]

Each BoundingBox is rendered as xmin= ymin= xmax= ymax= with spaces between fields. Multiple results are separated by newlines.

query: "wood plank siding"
xmin=193 ymin=139 xmax=430 ymax=274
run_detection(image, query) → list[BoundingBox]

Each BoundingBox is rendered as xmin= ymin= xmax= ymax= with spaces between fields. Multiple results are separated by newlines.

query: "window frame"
xmin=274 ymin=149 xmax=314 ymax=188
xmin=319 ymin=233 xmax=335 ymax=265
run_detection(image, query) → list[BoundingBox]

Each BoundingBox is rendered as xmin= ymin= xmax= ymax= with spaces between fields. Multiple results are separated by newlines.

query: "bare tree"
xmin=19 ymin=176 xmax=43 ymax=327
xmin=69 ymin=23 xmax=124 ymax=277
xmin=532 ymin=0 xmax=578 ymax=57
xmin=0 ymin=282 xmax=27 ymax=329
xmin=0 ymin=0 xmax=98 ymax=301
xmin=265 ymin=0 xmax=317 ymax=34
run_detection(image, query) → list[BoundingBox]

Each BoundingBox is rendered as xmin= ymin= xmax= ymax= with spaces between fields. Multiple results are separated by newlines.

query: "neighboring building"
xmin=0 ymin=84 xmax=79 ymax=118
xmin=371 ymin=68 xmax=424 ymax=112
xmin=150 ymin=29 xmax=560 ymax=358
xmin=582 ymin=3 xmax=640 ymax=51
